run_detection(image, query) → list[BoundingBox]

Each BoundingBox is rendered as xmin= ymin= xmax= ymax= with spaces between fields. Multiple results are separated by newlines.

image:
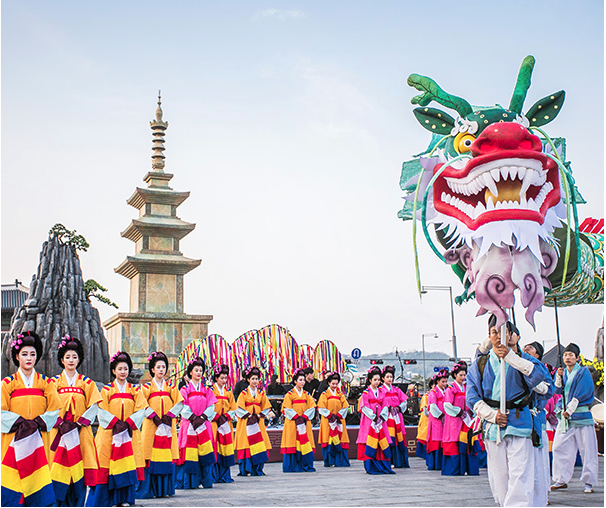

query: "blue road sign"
xmin=351 ymin=348 xmax=362 ymax=359
xmin=433 ymin=366 xmax=449 ymax=372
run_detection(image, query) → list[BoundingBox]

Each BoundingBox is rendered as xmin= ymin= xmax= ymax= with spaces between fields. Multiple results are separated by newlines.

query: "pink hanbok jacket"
xmin=356 ymin=387 xmax=391 ymax=444
xmin=427 ymin=386 xmax=446 ymax=443
xmin=442 ymin=382 xmax=467 ymax=443
xmin=380 ymin=384 xmax=408 ymax=439
xmin=178 ymin=382 xmax=217 ymax=450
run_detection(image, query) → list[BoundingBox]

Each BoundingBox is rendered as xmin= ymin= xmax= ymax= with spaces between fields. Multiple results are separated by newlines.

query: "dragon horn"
xmin=407 ymin=74 xmax=473 ymax=118
xmin=509 ymin=55 xmax=536 ymax=114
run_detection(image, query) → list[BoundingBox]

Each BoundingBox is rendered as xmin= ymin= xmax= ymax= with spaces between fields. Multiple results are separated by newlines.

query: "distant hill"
xmin=344 ymin=350 xmax=458 ymax=382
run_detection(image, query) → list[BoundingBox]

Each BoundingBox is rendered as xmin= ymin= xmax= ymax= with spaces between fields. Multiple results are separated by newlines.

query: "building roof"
xmin=1 ymin=281 xmax=29 ymax=311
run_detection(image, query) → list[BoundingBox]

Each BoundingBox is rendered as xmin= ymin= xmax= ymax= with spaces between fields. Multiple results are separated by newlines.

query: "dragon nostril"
xmin=471 ymin=122 xmax=542 ymax=156
xmin=519 ymin=140 xmax=533 ymax=150
xmin=472 ymin=139 xmax=497 ymax=154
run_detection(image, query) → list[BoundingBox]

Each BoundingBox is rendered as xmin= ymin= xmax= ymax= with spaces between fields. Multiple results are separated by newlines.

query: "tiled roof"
xmin=1 ymin=285 xmax=29 ymax=311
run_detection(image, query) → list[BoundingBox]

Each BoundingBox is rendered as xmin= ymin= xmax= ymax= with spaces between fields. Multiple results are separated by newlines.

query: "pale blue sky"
xmin=2 ymin=1 xmax=604 ymax=361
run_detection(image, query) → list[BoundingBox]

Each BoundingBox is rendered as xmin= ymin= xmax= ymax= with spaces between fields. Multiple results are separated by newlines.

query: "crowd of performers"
xmin=0 ymin=322 xmax=599 ymax=507
xmin=465 ymin=316 xmax=599 ymax=507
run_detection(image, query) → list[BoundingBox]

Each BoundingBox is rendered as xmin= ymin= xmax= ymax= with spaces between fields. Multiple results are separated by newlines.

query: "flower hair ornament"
xmin=110 ymin=351 xmax=123 ymax=364
xmin=148 ymin=351 xmax=160 ymax=362
xmin=10 ymin=338 xmax=23 ymax=350
xmin=58 ymin=334 xmax=76 ymax=350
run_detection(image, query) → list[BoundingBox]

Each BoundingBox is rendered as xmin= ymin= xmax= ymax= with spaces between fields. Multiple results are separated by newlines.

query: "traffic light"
xmin=403 ymin=359 xmax=417 ymax=365
xmin=369 ymin=359 xmax=384 ymax=365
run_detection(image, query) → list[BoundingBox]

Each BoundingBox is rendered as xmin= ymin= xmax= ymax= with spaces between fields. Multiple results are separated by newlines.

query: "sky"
xmin=2 ymin=1 xmax=604 ymax=362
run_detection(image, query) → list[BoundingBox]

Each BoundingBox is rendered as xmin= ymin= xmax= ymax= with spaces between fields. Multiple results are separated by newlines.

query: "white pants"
xmin=552 ymin=425 xmax=598 ymax=487
xmin=486 ymin=436 xmax=535 ymax=507
xmin=532 ymin=431 xmax=550 ymax=506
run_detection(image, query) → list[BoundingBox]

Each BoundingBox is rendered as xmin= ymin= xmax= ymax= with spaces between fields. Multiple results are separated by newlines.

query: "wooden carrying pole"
xmin=498 ymin=309 xmax=509 ymax=444
xmin=554 ymin=297 xmax=566 ymax=410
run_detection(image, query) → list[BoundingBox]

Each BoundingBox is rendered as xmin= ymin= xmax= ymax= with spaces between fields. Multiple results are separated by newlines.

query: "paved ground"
xmin=137 ymin=456 xmax=603 ymax=507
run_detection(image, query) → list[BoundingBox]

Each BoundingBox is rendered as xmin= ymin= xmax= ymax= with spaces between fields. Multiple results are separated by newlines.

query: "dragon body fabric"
xmin=399 ymin=56 xmax=603 ymax=329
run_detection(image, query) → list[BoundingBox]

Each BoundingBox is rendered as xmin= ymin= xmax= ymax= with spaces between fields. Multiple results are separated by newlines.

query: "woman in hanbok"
xmin=1 ymin=331 xmax=61 ymax=507
xmin=415 ymin=378 xmax=434 ymax=460
xmin=87 ymin=351 xmax=146 ymax=507
xmin=380 ymin=366 xmax=409 ymax=468
xmin=176 ymin=357 xmax=216 ymax=490
xmin=426 ymin=369 xmax=448 ymax=471
xmin=211 ymin=364 xmax=236 ymax=483
xmin=317 ymin=371 xmax=350 ymax=467
xmin=50 ymin=337 xmax=102 ymax=506
xmin=136 ymin=352 xmax=183 ymax=499
xmin=544 ymin=364 xmax=561 ymax=472
xmin=357 ymin=367 xmax=393 ymax=474
xmin=441 ymin=361 xmax=479 ymax=476
xmin=234 ymin=367 xmax=272 ymax=476
xmin=280 ymin=369 xmax=316 ymax=472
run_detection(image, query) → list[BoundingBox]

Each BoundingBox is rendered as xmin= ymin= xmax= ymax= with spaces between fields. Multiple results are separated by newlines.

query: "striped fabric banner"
xmin=295 ymin=421 xmax=314 ymax=458
xmin=50 ymin=427 xmax=85 ymax=502
xmin=183 ymin=423 xmax=215 ymax=473
xmin=1 ymin=428 xmax=56 ymax=506
xmin=364 ymin=420 xmax=391 ymax=460
xmin=108 ymin=428 xmax=138 ymax=489
xmin=386 ymin=413 xmax=406 ymax=450
xmin=215 ymin=418 xmax=235 ymax=467
xmin=246 ymin=419 xmax=269 ymax=465
xmin=149 ymin=423 xmax=174 ymax=475
xmin=326 ymin=417 xmax=345 ymax=453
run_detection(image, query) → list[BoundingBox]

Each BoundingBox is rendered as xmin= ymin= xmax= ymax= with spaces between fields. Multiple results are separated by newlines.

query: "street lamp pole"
xmin=422 ymin=285 xmax=458 ymax=360
xmin=421 ymin=333 xmax=438 ymax=393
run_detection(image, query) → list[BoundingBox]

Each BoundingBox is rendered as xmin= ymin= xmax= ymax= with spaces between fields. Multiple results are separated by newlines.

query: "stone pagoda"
xmin=103 ymin=94 xmax=213 ymax=370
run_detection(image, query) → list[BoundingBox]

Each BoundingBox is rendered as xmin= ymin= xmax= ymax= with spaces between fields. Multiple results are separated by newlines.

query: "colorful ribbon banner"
xmin=172 ymin=325 xmax=346 ymax=387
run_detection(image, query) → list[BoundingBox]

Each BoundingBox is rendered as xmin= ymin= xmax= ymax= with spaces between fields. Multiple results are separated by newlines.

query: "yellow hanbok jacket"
xmin=280 ymin=389 xmax=316 ymax=453
xmin=234 ymin=387 xmax=272 ymax=456
xmin=49 ymin=371 xmax=102 ymax=483
xmin=317 ymin=388 xmax=350 ymax=447
xmin=95 ymin=381 xmax=147 ymax=482
xmin=417 ymin=392 xmax=429 ymax=443
xmin=212 ymin=384 xmax=236 ymax=436
xmin=140 ymin=379 xmax=182 ymax=462
xmin=1 ymin=370 xmax=62 ymax=458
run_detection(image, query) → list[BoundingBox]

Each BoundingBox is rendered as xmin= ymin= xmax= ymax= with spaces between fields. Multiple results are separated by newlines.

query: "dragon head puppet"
xmin=400 ymin=56 xmax=602 ymax=328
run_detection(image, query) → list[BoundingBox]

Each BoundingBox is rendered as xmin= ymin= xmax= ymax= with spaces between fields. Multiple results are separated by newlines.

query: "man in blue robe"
xmin=524 ymin=341 xmax=555 ymax=506
xmin=550 ymin=343 xmax=598 ymax=494
xmin=467 ymin=316 xmax=551 ymax=507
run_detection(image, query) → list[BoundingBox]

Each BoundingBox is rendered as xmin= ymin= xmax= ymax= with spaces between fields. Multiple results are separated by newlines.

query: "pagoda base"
xmin=103 ymin=312 xmax=213 ymax=370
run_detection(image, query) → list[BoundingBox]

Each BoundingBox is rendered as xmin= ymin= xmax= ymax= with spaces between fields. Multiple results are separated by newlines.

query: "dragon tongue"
xmin=485 ymin=179 xmax=522 ymax=204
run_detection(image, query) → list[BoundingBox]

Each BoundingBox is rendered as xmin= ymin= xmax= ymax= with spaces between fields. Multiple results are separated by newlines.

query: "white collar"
xmin=191 ymin=380 xmax=202 ymax=391
xmin=329 ymin=387 xmax=337 ymax=397
xmin=437 ymin=386 xmax=445 ymax=394
xmin=64 ymin=370 xmax=79 ymax=386
xmin=384 ymin=383 xmax=393 ymax=391
xmin=249 ymin=387 xmax=258 ymax=397
xmin=454 ymin=380 xmax=464 ymax=391
xmin=215 ymin=383 xmax=225 ymax=396
xmin=371 ymin=386 xmax=379 ymax=397
xmin=18 ymin=368 xmax=35 ymax=388
xmin=153 ymin=377 xmax=165 ymax=391
xmin=295 ymin=387 xmax=304 ymax=397
xmin=115 ymin=380 xmax=128 ymax=393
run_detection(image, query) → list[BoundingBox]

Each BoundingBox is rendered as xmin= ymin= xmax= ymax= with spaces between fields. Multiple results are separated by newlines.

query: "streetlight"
xmin=421 ymin=285 xmax=458 ymax=360
xmin=422 ymin=332 xmax=438 ymax=393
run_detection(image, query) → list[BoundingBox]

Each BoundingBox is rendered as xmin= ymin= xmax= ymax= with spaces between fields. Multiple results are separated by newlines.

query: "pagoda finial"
xmin=150 ymin=90 xmax=168 ymax=172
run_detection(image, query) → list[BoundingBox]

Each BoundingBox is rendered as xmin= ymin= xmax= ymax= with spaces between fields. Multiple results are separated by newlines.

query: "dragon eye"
xmin=454 ymin=132 xmax=476 ymax=154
